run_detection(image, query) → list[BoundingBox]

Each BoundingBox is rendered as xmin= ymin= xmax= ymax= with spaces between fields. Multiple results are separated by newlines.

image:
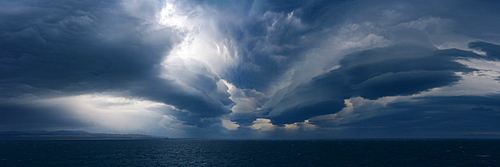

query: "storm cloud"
xmin=316 ymin=95 xmax=500 ymax=138
xmin=1 ymin=0 xmax=500 ymax=138
xmin=265 ymin=43 xmax=481 ymax=124
xmin=0 ymin=0 xmax=234 ymax=129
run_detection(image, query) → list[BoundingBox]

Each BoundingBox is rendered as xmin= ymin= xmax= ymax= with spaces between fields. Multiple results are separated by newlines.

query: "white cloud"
xmin=222 ymin=80 xmax=266 ymax=116
xmin=299 ymin=120 xmax=318 ymax=131
xmin=250 ymin=118 xmax=276 ymax=131
xmin=282 ymin=120 xmax=318 ymax=131
xmin=159 ymin=1 xmax=239 ymax=75
xmin=158 ymin=1 xmax=240 ymax=101
xmin=221 ymin=119 xmax=240 ymax=130
xmin=284 ymin=123 xmax=299 ymax=130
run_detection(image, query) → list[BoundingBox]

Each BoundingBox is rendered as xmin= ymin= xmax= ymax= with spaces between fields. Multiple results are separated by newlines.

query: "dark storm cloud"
xmin=225 ymin=88 xmax=268 ymax=126
xmin=266 ymin=0 xmax=500 ymax=136
xmin=352 ymin=71 xmax=459 ymax=99
xmin=0 ymin=0 xmax=232 ymax=129
xmin=0 ymin=0 xmax=171 ymax=95
xmin=0 ymin=102 xmax=88 ymax=130
xmin=352 ymin=0 xmax=500 ymax=40
xmin=468 ymin=41 xmax=500 ymax=60
xmin=266 ymin=43 xmax=488 ymax=124
xmin=127 ymin=78 xmax=231 ymax=127
xmin=322 ymin=95 xmax=500 ymax=138
xmin=221 ymin=0 xmax=500 ymax=128
xmin=439 ymin=0 xmax=500 ymax=42
xmin=2 ymin=0 xmax=500 ymax=138
xmin=223 ymin=0 xmax=352 ymax=90
xmin=341 ymin=44 xmax=474 ymax=99
xmin=173 ymin=0 xmax=500 ymax=133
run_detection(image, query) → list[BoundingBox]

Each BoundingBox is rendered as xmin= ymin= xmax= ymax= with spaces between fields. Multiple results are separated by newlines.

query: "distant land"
xmin=0 ymin=130 xmax=167 ymax=140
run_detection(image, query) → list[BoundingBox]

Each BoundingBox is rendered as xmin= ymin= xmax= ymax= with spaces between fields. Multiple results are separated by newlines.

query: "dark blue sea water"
xmin=1 ymin=139 xmax=499 ymax=167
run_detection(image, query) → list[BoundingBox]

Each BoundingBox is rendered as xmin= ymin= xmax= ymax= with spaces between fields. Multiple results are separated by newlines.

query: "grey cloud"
xmin=328 ymin=95 xmax=500 ymax=138
xmin=468 ymin=41 xmax=500 ymax=60
xmin=266 ymin=43 xmax=485 ymax=124
xmin=227 ymin=88 xmax=268 ymax=126
xmin=442 ymin=1 xmax=500 ymax=41
xmin=0 ymin=0 xmax=173 ymax=93
xmin=226 ymin=0 xmax=500 ymax=127
xmin=270 ymin=100 xmax=346 ymax=124
xmin=225 ymin=0 xmax=352 ymax=91
xmin=194 ymin=0 xmax=500 ymax=137
xmin=352 ymin=71 xmax=459 ymax=99
xmin=2 ymin=0 xmax=500 ymax=138
xmin=0 ymin=0 xmax=232 ymax=128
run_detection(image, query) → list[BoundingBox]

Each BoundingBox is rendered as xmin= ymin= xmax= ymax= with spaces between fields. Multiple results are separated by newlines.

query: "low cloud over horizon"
xmin=1 ymin=0 xmax=500 ymax=138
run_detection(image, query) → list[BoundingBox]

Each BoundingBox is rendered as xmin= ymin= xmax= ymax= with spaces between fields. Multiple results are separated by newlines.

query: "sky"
xmin=1 ymin=0 xmax=500 ymax=139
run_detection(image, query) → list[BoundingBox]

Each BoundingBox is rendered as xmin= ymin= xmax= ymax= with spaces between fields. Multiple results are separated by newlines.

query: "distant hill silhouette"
xmin=0 ymin=130 xmax=167 ymax=140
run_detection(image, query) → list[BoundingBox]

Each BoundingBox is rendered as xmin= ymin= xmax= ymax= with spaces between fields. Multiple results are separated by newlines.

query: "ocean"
xmin=0 ymin=139 xmax=498 ymax=166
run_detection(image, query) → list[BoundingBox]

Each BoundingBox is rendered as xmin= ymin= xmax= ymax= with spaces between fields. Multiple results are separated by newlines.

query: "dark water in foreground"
xmin=1 ymin=139 xmax=499 ymax=167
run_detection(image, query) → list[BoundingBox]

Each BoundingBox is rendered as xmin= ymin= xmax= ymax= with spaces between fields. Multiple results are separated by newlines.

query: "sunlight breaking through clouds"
xmin=34 ymin=94 xmax=180 ymax=135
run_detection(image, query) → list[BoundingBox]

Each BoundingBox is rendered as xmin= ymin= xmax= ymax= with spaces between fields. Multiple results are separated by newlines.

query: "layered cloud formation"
xmin=1 ymin=0 xmax=499 ymax=138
